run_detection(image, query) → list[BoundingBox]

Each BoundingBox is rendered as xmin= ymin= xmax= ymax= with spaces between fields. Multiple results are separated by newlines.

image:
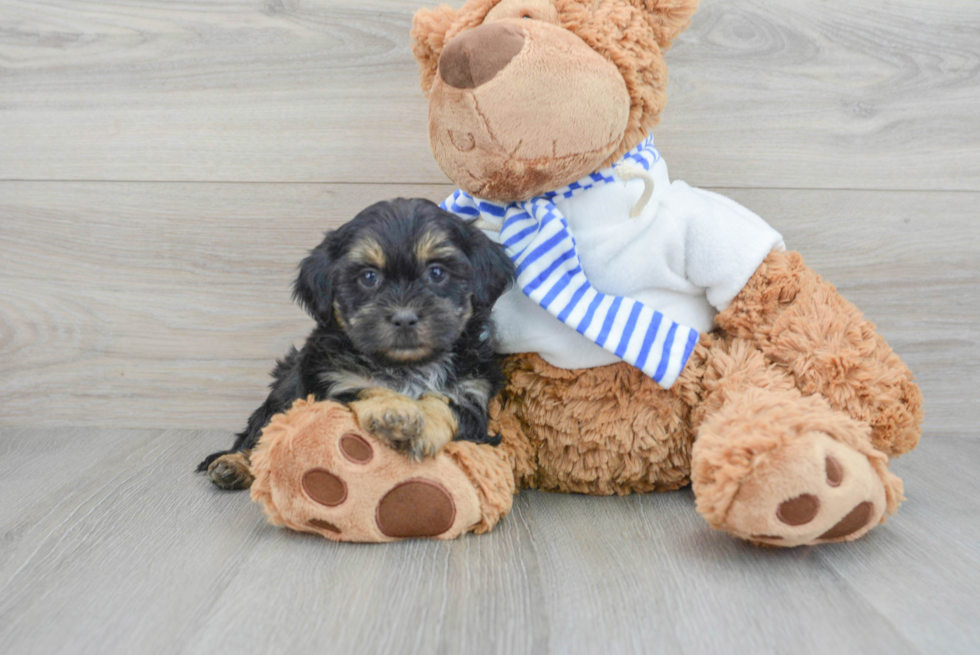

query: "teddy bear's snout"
xmin=438 ymin=22 xmax=525 ymax=90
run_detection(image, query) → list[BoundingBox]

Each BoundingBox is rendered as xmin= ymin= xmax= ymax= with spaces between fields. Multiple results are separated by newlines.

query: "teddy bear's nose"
xmin=438 ymin=22 xmax=525 ymax=89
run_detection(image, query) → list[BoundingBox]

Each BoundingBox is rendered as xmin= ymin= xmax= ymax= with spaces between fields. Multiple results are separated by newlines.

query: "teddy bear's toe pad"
xmin=818 ymin=501 xmax=875 ymax=540
xmin=825 ymin=456 xmax=843 ymax=486
xmin=302 ymin=468 xmax=348 ymax=506
xmin=308 ymin=518 xmax=342 ymax=534
xmin=249 ymin=399 xmax=482 ymax=542
xmin=340 ymin=434 xmax=373 ymax=463
xmin=724 ymin=432 xmax=886 ymax=547
xmin=775 ymin=494 xmax=820 ymax=525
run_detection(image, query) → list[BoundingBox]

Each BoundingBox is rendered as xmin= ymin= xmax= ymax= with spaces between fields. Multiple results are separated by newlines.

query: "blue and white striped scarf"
xmin=441 ymin=135 xmax=699 ymax=388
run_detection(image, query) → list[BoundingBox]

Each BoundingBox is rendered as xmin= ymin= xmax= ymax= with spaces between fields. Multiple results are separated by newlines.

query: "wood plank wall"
xmin=1 ymin=0 xmax=977 ymax=434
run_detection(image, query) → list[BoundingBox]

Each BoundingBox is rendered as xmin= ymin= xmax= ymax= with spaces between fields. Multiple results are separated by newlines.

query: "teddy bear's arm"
xmin=671 ymin=183 xmax=785 ymax=312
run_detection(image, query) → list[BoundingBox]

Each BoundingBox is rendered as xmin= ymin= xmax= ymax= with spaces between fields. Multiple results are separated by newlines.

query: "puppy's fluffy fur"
xmin=199 ymin=198 xmax=515 ymax=489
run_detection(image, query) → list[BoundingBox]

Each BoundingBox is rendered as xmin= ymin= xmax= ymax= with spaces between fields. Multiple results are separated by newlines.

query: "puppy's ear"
xmin=293 ymin=234 xmax=336 ymax=325
xmin=467 ymin=229 xmax=515 ymax=309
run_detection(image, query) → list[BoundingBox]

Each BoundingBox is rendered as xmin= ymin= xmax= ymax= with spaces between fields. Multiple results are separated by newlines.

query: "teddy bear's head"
xmin=411 ymin=0 xmax=699 ymax=202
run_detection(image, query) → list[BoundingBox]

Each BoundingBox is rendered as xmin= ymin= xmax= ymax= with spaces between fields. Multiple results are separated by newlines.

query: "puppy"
xmin=198 ymin=198 xmax=515 ymax=490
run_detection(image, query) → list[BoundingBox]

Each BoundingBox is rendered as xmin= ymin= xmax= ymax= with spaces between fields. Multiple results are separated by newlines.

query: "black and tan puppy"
xmin=198 ymin=198 xmax=515 ymax=490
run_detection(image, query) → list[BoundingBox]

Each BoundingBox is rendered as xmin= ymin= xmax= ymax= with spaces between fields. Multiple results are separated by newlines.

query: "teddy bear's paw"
xmin=248 ymin=400 xmax=482 ymax=542
xmin=712 ymin=432 xmax=889 ymax=547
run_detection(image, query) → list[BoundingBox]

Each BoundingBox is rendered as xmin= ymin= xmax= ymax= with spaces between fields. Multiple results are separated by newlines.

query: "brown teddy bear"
xmin=249 ymin=0 xmax=923 ymax=547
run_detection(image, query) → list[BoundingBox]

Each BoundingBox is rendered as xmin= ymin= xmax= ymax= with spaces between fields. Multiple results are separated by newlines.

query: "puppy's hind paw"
xmin=207 ymin=452 xmax=254 ymax=490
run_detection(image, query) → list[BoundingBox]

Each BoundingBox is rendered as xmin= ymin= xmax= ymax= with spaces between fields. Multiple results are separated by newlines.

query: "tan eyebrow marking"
xmin=415 ymin=229 xmax=459 ymax=263
xmin=349 ymin=237 xmax=386 ymax=268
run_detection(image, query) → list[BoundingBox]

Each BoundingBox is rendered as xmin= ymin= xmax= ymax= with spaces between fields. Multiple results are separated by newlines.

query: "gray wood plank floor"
xmin=0 ymin=427 xmax=977 ymax=655
xmin=1 ymin=0 xmax=978 ymax=652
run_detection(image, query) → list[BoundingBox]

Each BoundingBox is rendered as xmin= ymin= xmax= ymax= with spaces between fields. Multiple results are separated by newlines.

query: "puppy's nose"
xmin=390 ymin=309 xmax=419 ymax=328
xmin=438 ymin=22 xmax=525 ymax=89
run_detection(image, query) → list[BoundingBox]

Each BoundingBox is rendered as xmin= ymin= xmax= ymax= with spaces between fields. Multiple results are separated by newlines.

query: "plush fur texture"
xmin=249 ymin=397 xmax=487 ymax=542
xmin=487 ymin=251 xmax=920 ymax=546
xmin=490 ymin=349 xmax=697 ymax=495
xmin=426 ymin=17 xmax=631 ymax=200
xmin=412 ymin=0 xmax=699 ymax=200
xmin=242 ymin=0 xmax=923 ymax=546
xmin=199 ymin=198 xmax=515 ymax=486
xmin=407 ymin=0 xmax=921 ymax=548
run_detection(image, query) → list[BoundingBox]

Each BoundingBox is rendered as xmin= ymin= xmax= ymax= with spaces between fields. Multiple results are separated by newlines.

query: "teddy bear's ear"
xmin=635 ymin=0 xmax=701 ymax=49
xmin=411 ymin=5 xmax=460 ymax=95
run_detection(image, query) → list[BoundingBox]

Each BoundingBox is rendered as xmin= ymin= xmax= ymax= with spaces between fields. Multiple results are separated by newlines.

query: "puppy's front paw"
xmin=350 ymin=389 xmax=456 ymax=460
xmin=368 ymin=405 xmax=424 ymax=450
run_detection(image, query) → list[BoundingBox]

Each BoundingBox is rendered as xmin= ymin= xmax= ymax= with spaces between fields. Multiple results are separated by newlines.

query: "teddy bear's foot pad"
xmin=249 ymin=399 xmax=482 ymax=542
xmin=770 ymin=496 xmax=876 ymax=542
xmin=302 ymin=469 xmax=456 ymax=538
xmin=302 ymin=468 xmax=348 ymax=506
xmin=375 ymin=479 xmax=456 ymax=538
xmin=723 ymin=432 xmax=888 ymax=547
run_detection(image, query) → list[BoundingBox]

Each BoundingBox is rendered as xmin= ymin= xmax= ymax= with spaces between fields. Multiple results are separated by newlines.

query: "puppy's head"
xmin=294 ymin=198 xmax=514 ymax=363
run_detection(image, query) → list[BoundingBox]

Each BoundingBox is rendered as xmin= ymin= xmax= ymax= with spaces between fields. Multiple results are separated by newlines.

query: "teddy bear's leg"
xmin=249 ymin=397 xmax=516 ymax=542
xmin=488 ymin=403 xmax=533 ymax=487
xmin=495 ymin=352 xmax=695 ymax=494
xmin=688 ymin=338 xmax=904 ymax=547
xmin=715 ymin=250 xmax=924 ymax=456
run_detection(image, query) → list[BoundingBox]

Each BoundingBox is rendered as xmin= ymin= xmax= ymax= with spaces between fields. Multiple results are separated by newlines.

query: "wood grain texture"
xmin=819 ymin=436 xmax=980 ymax=653
xmin=1 ymin=0 xmax=978 ymax=189
xmin=0 ymin=428 xmax=978 ymax=655
xmin=1 ymin=0 xmax=977 ymax=652
xmin=1 ymin=182 xmax=976 ymax=434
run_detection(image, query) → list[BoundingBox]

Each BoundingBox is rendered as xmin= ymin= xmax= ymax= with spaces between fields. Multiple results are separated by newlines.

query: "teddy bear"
xmin=249 ymin=0 xmax=923 ymax=547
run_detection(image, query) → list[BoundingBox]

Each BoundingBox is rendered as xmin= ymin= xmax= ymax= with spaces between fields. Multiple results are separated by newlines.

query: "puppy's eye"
xmin=358 ymin=269 xmax=380 ymax=288
xmin=427 ymin=265 xmax=448 ymax=285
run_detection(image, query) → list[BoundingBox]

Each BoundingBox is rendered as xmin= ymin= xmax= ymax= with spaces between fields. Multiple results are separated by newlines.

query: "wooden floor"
xmin=1 ymin=0 xmax=979 ymax=652
xmin=1 ymin=428 xmax=979 ymax=654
